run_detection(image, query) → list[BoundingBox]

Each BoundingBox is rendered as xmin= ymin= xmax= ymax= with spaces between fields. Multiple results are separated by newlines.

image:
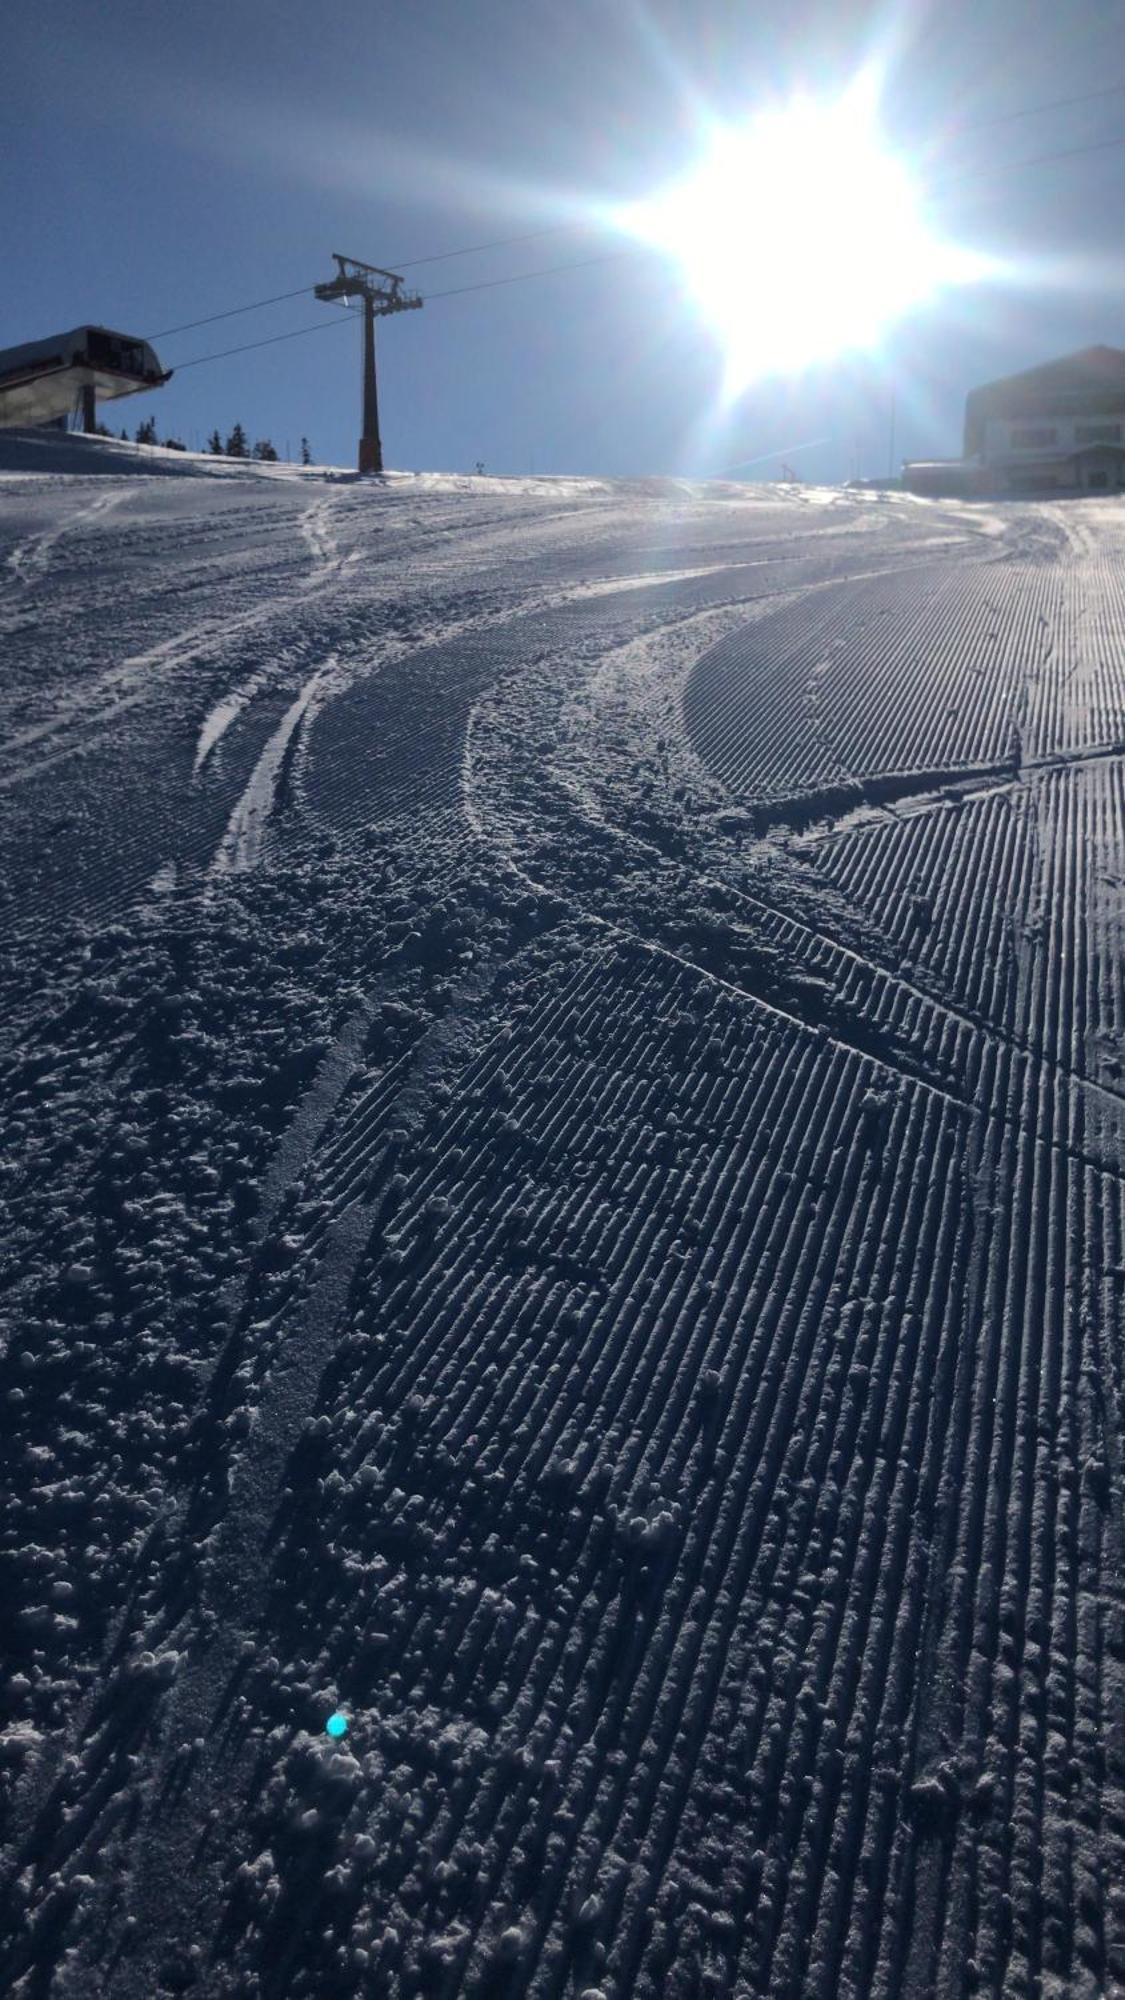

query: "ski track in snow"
xmin=4 ymin=485 xmax=126 ymax=588
xmin=298 ymin=492 xmax=349 ymax=587
xmin=0 ymin=441 xmax=1122 ymax=2000
xmin=191 ymin=555 xmax=785 ymax=787
xmin=209 ymin=658 xmax=339 ymax=875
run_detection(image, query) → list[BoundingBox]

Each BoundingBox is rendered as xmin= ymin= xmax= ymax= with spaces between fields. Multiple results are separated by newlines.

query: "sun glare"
xmin=622 ymin=79 xmax=985 ymax=395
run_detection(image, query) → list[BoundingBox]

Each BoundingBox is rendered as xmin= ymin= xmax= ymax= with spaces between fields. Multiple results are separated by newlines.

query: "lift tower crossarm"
xmin=314 ymin=253 xmax=423 ymax=474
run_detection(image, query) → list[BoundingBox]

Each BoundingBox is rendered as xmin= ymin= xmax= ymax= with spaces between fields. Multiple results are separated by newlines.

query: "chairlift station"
xmin=0 ymin=326 xmax=170 ymax=431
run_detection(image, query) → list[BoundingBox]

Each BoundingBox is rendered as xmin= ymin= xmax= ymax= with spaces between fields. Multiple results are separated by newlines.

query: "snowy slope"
xmin=0 ymin=431 xmax=1122 ymax=1999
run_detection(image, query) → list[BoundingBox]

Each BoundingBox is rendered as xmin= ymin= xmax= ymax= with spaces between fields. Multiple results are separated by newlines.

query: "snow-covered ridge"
xmin=0 ymin=423 xmax=912 ymax=503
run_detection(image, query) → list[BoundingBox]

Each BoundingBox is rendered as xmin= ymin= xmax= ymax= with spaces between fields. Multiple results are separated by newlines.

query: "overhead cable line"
xmin=156 ymin=111 xmax=1125 ymax=361
xmin=1002 ymin=129 xmax=1125 ymax=171
xmin=149 ymin=85 xmax=1125 ymax=344
xmin=147 ymin=222 xmax=587 ymax=341
xmin=396 ymin=219 xmax=580 ymax=269
xmin=171 ymin=250 xmax=633 ymax=370
xmin=937 ymin=127 xmax=1125 ymax=195
xmin=956 ymin=78 xmax=1125 ymax=133
xmin=148 ymin=284 xmax=316 ymax=340
xmin=426 ymin=246 xmax=630 ymax=301
xmin=172 ymin=312 xmax=356 ymax=371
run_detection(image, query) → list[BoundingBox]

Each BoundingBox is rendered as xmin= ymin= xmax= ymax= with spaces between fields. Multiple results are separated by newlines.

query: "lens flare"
xmin=620 ymin=77 xmax=989 ymax=396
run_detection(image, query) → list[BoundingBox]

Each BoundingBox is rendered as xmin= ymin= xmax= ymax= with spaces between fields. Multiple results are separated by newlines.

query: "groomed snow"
xmin=0 ymin=431 xmax=1121 ymax=1999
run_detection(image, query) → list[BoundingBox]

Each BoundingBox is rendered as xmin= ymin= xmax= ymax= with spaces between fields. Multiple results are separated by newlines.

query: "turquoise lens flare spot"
xmin=325 ymin=1710 xmax=348 ymax=1739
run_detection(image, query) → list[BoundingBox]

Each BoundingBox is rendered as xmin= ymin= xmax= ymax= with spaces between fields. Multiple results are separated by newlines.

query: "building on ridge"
xmin=905 ymin=344 xmax=1125 ymax=496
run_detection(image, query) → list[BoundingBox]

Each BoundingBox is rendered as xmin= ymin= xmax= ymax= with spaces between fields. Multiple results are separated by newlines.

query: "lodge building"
xmin=905 ymin=344 xmax=1125 ymax=496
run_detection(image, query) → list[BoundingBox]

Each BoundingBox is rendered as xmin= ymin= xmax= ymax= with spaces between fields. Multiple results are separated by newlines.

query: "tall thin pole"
xmin=315 ymin=254 xmax=422 ymax=476
xmin=360 ymin=296 xmax=382 ymax=474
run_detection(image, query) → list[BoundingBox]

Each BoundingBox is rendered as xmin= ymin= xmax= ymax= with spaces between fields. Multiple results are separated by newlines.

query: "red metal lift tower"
xmin=314 ymin=253 xmax=423 ymax=474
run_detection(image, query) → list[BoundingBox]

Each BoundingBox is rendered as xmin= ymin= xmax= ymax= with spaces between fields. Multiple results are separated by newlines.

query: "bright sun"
xmin=622 ymin=79 xmax=983 ymax=394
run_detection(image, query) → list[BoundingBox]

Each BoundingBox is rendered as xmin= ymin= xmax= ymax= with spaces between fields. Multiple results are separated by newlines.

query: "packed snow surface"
xmin=0 ymin=432 xmax=1122 ymax=1998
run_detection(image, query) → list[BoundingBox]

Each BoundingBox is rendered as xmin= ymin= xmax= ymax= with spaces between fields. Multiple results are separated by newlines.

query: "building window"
xmin=1010 ymin=426 xmax=1058 ymax=448
xmin=1075 ymin=422 xmax=1122 ymax=443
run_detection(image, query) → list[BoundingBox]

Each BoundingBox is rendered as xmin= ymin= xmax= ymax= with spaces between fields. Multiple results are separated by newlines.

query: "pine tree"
xmin=253 ymin=439 xmax=279 ymax=462
xmin=207 ymin=429 xmax=224 ymax=455
xmin=225 ymin=422 xmax=248 ymax=459
xmin=135 ymin=416 xmax=158 ymax=445
xmin=300 ymin=436 xmax=312 ymax=466
xmin=162 ymin=436 xmax=186 ymax=452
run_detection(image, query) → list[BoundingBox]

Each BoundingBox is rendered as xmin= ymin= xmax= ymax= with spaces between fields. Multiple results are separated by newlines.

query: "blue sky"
xmin=5 ymin=0 xmax=1125 ymax=480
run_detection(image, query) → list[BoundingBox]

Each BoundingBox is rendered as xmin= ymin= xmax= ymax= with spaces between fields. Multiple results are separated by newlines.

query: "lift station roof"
xmin=0 ymin=325 xmax=170 ymax=429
